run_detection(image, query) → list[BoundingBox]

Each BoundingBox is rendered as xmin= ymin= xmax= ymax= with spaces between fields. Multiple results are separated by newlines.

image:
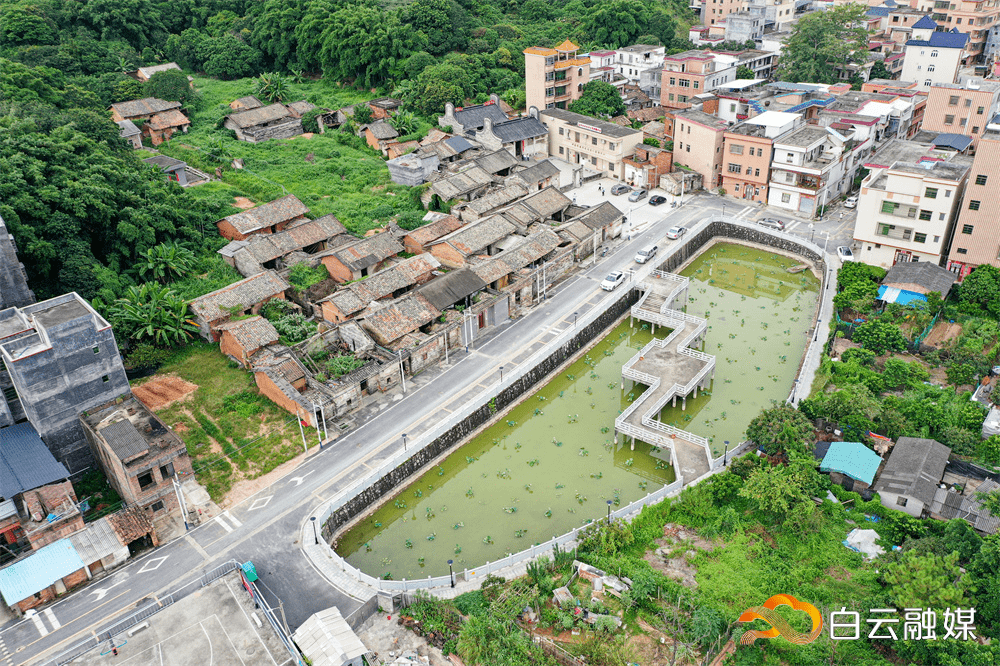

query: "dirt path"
xmin=133 ymin=375 xmax=198 ymax=410
xmin=922 ymin=319 xmax=962 ymax=348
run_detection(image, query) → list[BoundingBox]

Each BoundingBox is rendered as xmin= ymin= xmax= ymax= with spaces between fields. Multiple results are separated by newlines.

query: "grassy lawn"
xmin=157 ymin=76 xmax=429 ymax=235
xmin=136 ymin=342 xmax=320 ymax=502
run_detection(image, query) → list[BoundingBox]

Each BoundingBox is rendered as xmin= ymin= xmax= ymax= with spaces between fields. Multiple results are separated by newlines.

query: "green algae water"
xmin=336 ymin=242 xmax=819 ymax=579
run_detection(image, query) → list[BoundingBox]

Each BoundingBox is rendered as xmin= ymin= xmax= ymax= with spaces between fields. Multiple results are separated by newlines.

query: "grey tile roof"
xmin=431 ymin=214 xmax=516 ymax=256
xmin=110 ymin=98 xmax=181 ymax=118
xmin=116 ymin=120 xmax=141 ymax=137
xmin=239 ymin=215 xmax=346 ymax=264
xmin=463 ymin=183 xmax=529 ymax=217
xmin=404 ymin=215 xmax=464 ymax=247
xmin=0 ymin=422 xmax=70 ymax=497
xmin=519 ymin=186 xmax=572 ymax=218
xmin=874 ymin=437 xmax=950 ymax=505
xmin=454 ymin=103 xmax=509 ymax=131
xmin=370 ymin=97 xmax=402 ymax=110
xmin=444 ymin=136 xmax=474 ymax=153
xmin=286 ymin=100 xmax=317 ymax=116
xmin=136 ymin=63 xmax=181 ymax=78
xmin=226 ymin=103 xmax=291 ymax=129
xmin=361 ymin=294 xmax=439 ymax=344
xmin=417 ymin=269 xmax=486 ymax=310
xmin=218 ymin=194 xmax=309 ymax=235
xmin=488 ymin=116 xmax=548 ymax=143
xmin=97 ymin=420 xmax=150 ymax=462
xmin=367 ymin=121 xmax=399 ymax=140
xmin=142 ymin=155 xmax=185 ymax=171
xmin=68 ymin=517 xmax=123 ymax=564
xmin=514 ymin=160 xmax=561 ymax=187
xmin=430 ymin=166 xmax=494 ymax=200
xmin=539 ymin=108 xmax=642 ymax=139
xmin=215 ymin=316 xmax=279 ymax=350
xmin=231 ymin=96 xmax=263 ymax=110
xmin=145 ymin=108 xmax=190 ymax=130
xmin=962 ymin=479 xmax=999 ymax=534
xmin=883 ymin=261 xmax=957 ymax=297
xmin=351 ymin=255 xmax=440 ymax=303
xmin=474 ymin=150 xmax=519 ymax=175
xmin=189 ymin=270 xmax=291 ymax=322
xmin=329 ymin=233 xmax=403 ymax=272
xmin=570 ymin=201 xmax=624 ymax=230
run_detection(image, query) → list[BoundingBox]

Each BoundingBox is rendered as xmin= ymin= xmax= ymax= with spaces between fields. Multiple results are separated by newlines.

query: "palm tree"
xmin=389 ymin=110 xmax=416 ymax=135
xmin=117 ymin=55 xmax=134 ymax=74
xmin=139 ymin=242 xmax=196 ymax=284
xmin=108 ymin=284 xmax=199 ymax=347
xmin=255 ymin=72 xmax=289 ymax=103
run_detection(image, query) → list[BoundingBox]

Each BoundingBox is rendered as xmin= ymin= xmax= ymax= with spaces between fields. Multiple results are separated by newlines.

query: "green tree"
xmin=958 ymin=264 xmax=1000 ymax=317
xmin=200 ymin=33 xmax=262 ymax=79
xmin=833 ymin=279 xmax=878 ymax=314
xmin=854 ymin=319 xmax=907 ymax=355
xmin=138 ymin=242 xmax=196 ymax=284
xmin=319 ymin=6 xmax=424 ymax=88
xmin=736 ymin=65 xmax=754 ymax=79
xmin=744 ymin=403 xmax=813 ymax=457
xmin=738 ymin=456 xmax=814 ymax=520
xmin=0 ymin=5 xmax=59 ymax=47
xmin=777 ymin=4 xmax=871 ymax=84
xmin=869 ymin=59 xmax=891 ymax=80
xmin=353 ymin=103 xmax=374 ymax=125
xmin=404 ymin=0 xmax=468 ymax=56
xmin=402 ymin=63 xmax=467 ymax=115
xmin=583 ymin=0 xmax=647 ymax=49
xmin=885 ymin=550 xmax=971 ymax=612
xmin=643 ymin=136 xmax=660 ymax=147
xmin=106 ymin=283 xmax=198 ymax=346
xmin=144 ymin=68 xmax=197 ymax=109
xmin=255 ymin=71 xmax=289 ymax=102
xmin=389 ymin=110 xmax=417 ymax=135
xmin=568 ymin=80 xmax=626 ymax=119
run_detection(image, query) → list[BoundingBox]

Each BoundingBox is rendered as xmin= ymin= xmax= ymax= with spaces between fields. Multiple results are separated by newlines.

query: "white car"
xmin=601 ymin=271 xmax=626 ymax=291
xmin=844 ymin=195 xmax=858 ymax=209
xmin=666 ymin=225 xmax=687 ymax=240
xmin=634 ymin=245 xmax=658 ymax=264
xmin=837 ymin=246 xmax=855 ymax=262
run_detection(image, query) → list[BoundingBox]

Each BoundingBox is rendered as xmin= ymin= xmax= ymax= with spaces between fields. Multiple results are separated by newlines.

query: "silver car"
xmin=627 ymin=189 xmax=648 ymax=202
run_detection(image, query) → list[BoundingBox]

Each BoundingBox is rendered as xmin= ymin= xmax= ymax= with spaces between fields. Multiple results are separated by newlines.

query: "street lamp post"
xmin=499 ymin=365 xmax=504 ymax=382
xmin=574 ymin=311 xmax=579 ymax=327
xmin=723 ymin=440 xmax=730 ymax=466
xmin=814 ymin=319 xmax=822 ymax=342
xmin=311 ymin=516 xmax=318 ymax=545
xmin=402 ymin=433 xmax=408 ymax=451
xmin=607 ymin=499 xmax=613 ymax=523
xmin=809 ymin=223 xmax=815 ymax=243
xmin=448 ymin=559 xmax=455 ymax=588
xmin=790 ymin=379 xmax=799 ymax=404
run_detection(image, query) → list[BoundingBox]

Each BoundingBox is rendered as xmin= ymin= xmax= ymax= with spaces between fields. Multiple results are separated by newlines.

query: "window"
xmin=693 ymin=81 xmax=699 ymax=89
xmin=963 ymin=224 xmax=974 ymax=234
xmin=925 ymin=187 xmax=938 ymax=199
xmin=546 ymin=88 xmax=554 ymax=98
xmin=608 ymin=162 xmax=615 ymax=171
xmin=914 ymin=232 xmax=927 ymax=243
xmin=728 ymin=163 xmax=742 ymax=173
xmin=734 ymin=184 xmax=740 ymax=192
xmin=749 ymin=147 xmax=756 ymax=156
xmin=781 ymin=193 xmax=791 ymax=203
xmin=102 ymin=375 xmax=109 ymax=383
xmin=591 ymin=137 xmax=598 ymax=146
xmin=160 ymin=462 xmax=175 ymax=479
xmin=949 ymin=95 xmax=960 ymax=106
xmin=609 ymin=143 xmax=615 ymax=150
xmin=931 ymin=50 xmax=939 ymax=57
xmin=591 ymin=156 xmax=597 ymax=166
xmin=881 ymin=201 xmax=898 ymax=214
xmin=670 ymin=77 xmax=676 ymax=85
xmin=150 ymin=501 xmax=165 ymax=512
xmin=978 ymin=106 xmax=985 ymax=114
xmin=686 ymin=145 xmax=690 ymax=152
xmin=973 ymin=126 xmax=980 ymax=134
xmin=558 ymin=146 xmax=564 ymax=155
xmin=970 ymin=200 xmax=982 ymax=210
xmin=878 ymin=224 xmax=894 ymax=236
xmin=957 ymin=248 xmax=968 ymax=254
xmin=956 ymin=17 xmax=962 ymax=23
xmin=976 ymin=174 xmax=988 ymax=185
xmin=927 ymin=65 xmax=936 ymax=72
xmin=896 ymin=496 xmax=908 ymax=507
xmin=945 ymin=189 xmax=951 ymax=198
xmin=558 ymin=127 xmax=564 ymax=135
xmin=965 ymin=98 xmax=972 ymax=107
xmin=93 ymin=346 xmax=100 ymax=354
xmin=919 ymin=209 xmax=932 ymax=220
xmin=945 ymin=114 xmax=955 ymax=125
xmin=754 ymin=168 xmax=760 ymax=177
xmin=679 ymin=95 xmax=688 ymax=103
xmin=934 ymin=235 xmax=940 ymax=243
xmin=730 ymin=144 xmax=744 ymax=154
xmin=669 ymin=94 xmax=675 ymax=101
xmin=138 ymin=471 xmax=155 ymax=490
xmin=924 ymin=80 xmax=932 ymax=87
xmin=960 ymin=117 xmax=967 ymax=127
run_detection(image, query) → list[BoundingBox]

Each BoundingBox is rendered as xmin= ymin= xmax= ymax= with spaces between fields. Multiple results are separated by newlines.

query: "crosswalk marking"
xmin=786 ymin=220 xmax=802 ymax=231
xmin=27 ymin=611 xmax=48 ymax=637
xmin=223 ymin=511 xmax=242 ymax=528
xmin=43 ymin=608 xmax=60 ymax=630
xmin=213 ymin=515 xmax=233 ymax=533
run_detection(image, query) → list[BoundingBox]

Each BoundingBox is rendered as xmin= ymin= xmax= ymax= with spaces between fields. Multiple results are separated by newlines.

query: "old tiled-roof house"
xmin=230 ymin=96 xmax=263 ymax=111
xmin=318 ymin=255 xmax=440 ymax=323
xmin=364 ymin=121 xmax=400 ymax=155
xmin=110 ymin=98 xmax=189 ymax=146
xmin=143 ymin=108 xmax=191 ymax=146
xmin=285 ymin=100 xmax=317 ymax=118
xmin=319 ymin=233 xmax=404 ymax=283
xmin=469 ymin=228 xmax=561 ymax=290
xmin=439 ymin=96 xmax=509 ymax=135
xmin=117 ymin=120 xmax=142 ymax=149
xmin=188 ymin=271 xmax=291 ymax=341
xmin=428 ymin=214 xmax=516 ymax=268
xmin=216 ymin=316 xmax=280 ymax=367
xmin=512 ymin=160 xmax=561 ymax=192
xmin=224 ymin=103 xmax=302 ymax=143
xmin=874 ymin=437 xmax=950 ymax=518
xmin=134 ymin=62 xmax=182 ymax=82
xmin=221 ymin=214 xmax=348 ymax=277
xmin=402 ymin=215 xmax=464 ymax=254
xmin=250 ymin=347 xmax=332 ymax=428
xmin=359 ymin=294 xmax=440 ymax=346
xmin=474 ymin=111 xmax=549 ymax=159
xmin=454 ymin=182 xmax=529 ymax=222
xmin=216 ymin=194 xmax=310 ymax=241
xmin=110 ymin=98 xmax=181 ymax=122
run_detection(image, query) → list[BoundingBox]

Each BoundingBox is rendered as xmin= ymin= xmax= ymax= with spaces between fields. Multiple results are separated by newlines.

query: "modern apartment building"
xmin=524 ymin=40 xmax=591 ymax=113
xmin=923 ymin=0 xmax=1000 ymax=63
xmin=721 ymin=111 xmax=803 ymax=203
xmin=920 ymin=78 xmax=1000 ymax=147
xmin=901 ymin=17 xmax=969 ymax=89
xmin=671 ymin=109 xmax=730 ymax=188
xmin=853 ymin=139 xmax=973 ymax=267
xmin=944 ymin=126 xmax=1000 ymax=277
xmin=694 ymin=0 xmax=750 ymax=26
xmin=539 ymin=108 xmax=643 ymax=180
xmin=659 ymin=50 xmax=775 ymax=110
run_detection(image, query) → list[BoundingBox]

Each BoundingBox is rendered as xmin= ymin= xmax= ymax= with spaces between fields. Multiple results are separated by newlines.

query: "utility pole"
xmin=398 ymin=350 xmax=406 ymax=394
xmin=296 ymin=406 xmax=307 ymax=452
xmin=311 ymin=402 xmax=322 ymax=447
xmin=173 ymin=476 xmax=189 ymax=530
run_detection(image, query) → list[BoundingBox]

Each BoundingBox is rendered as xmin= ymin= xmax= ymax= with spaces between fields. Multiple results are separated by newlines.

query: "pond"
xmin=335 ymin=242 xmax=820 ymax=579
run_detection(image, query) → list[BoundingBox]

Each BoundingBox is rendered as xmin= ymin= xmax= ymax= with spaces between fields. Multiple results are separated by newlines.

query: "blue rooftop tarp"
xmin=0 ymin=422 xmax=71 ymax=499
xmin=0 ymin=540 xmax=85 ymax=605
xmin=877 ymin=285 xmax=927 ymax=305
xmin=821 ymin=442 xmax=883 ymax=486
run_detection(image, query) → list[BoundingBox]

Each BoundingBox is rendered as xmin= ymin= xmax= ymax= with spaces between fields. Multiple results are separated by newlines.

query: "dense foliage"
xmin=776 ymin=4 xmax=871 ymax=85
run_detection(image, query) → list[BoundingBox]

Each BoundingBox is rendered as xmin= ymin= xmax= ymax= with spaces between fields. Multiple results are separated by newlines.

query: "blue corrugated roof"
xmin=785 ymin=97 xmax=835 ymax=114
xmin=820 ymin=442 xmax=882 ymax=485
xmin=877 ymin=285 xmax=927 ymax=305
xmin=867 ymin=7 xmax=892 ymax=17
xmin=0 ymin=423 xmax=70 ymax=499
xmin=907 ymin=31 xmax=969 ymax=48
xmin=912 ymin=15 xmax=938 ymax=29
xmin=0 ymin=540 xmax=85 ymax=605
xmin=932 ymin=133 xmax=973 ymax=151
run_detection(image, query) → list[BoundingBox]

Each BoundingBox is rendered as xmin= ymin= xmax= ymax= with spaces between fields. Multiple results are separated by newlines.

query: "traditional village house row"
xmin=109 ymin=98 xmax=190 ymax=147
xmin=510 ymin=160 xmax=561 ymax=192
xmin=81 ymin=396 xmax=194 ymax=519
xmin=188 ymin=271 xmax=292 ymax=341
xmin=474 ymin=109 xmax=549 ymax=160
xmin=438 ymin=96 xmax=510 ymax=136
xmin=216 ymin=194 xmax=310 ymax=242
xmin=428 ymin=215 xmax=517 ymax=268
xmin=498 ymin=187 xmax=574 ymax=230
xmin=318 ymin=232 xmax=404 ymax=283
xmin=224 ymin=103 xmax=302 ymax=143
xmin=401 ymin=214 xmax=465 ymax=255
xmin=250 ymin=347 xmax=333 ymax=429
xmin=556 ymin=202 xmax=624 ymax=257
xmin=117 ymin=120 xmax=142 ymax=149
xmin=133 ymin=62 xmax=183 ymax=82
xmin=623 ymin=144 xmax=673 ymax=191
xmin=216 ymin=316 xmax=280 ymax=369
xmin=363 ymin=121 xmax=400 ymax=155
xmin=318 ymin=255 xmax=440 ymax=324
xmin=219 ymin=214 xmax=348 ymax=278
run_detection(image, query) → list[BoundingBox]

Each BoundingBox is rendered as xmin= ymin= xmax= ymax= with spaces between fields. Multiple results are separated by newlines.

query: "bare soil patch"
xmin=220 ymin=446 xmax=311 ymax=509
xmin=831 ymin=336 xmax=860 ymax=358
xmin=923 ymin=319 xmax=962 ymax=348
xmin=133 ymin=375 xmax=198 ymax=410
xmin=643 ymin=524 xmax=717 ymax=588
xmin=299 ymin=132 xmax=314 ymax=139
xmin=232 ymin=196 xmax=255 ymax=209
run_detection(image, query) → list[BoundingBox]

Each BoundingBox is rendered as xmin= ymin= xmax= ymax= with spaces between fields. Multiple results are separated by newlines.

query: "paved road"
xmin=4 ymin=194 xmax=728 ymax=666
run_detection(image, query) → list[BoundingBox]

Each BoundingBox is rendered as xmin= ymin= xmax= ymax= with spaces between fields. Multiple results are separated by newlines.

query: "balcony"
xmin=875 ymin=223 xmax=914 ymax=241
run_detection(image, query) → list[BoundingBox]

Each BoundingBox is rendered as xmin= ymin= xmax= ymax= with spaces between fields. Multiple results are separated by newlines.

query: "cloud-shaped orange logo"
xmin=737 ymin=594 xmax=823 ymax=645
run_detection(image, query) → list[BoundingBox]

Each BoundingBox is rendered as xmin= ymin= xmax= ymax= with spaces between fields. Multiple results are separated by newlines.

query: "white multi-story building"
xmin=900 ymin=16 xmax=968 ymax=91
xmin=768 ymin=125 xmax=855 ymax=215
xmin=853 ymin=139 xmax=973 ymax=268
xmin=587 ymin=45 xmax=666 ymax=97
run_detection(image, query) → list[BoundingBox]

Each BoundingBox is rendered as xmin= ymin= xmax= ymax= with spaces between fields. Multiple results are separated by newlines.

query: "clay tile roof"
xmin=366 ymin=120 xmax=399 ymax=140
xmin=628 ymin=107 xmax=665 ymax=122
xmin=431 ymin=215 xmax=516 ymax=256
xmin=555 ymin=39 xmax=580 ymax=51
xmin=226 ymin=103 xmax=291 ymax=129
xmin=324 ymin=290 xmax=367 ymax=317
xmin=524 ymin=46 xmax=558 ymax=56
xmin=284 ymin=214 xmax=347 ymax=248
xmin=474 ymin=149 xmax=518 ymax=175
xmin=361 ymin=294 xmax=439 ymax=345
xmin=404 ymin=215 xmax=464 ymax=247
xmin=463 ymin=182 xmax=529 ymax=216
xmin=218 ymin=194 xmax=309 ymax=235
xmin=351 ymin=255 xmax=440 ymax=303
xmin=514 ymin=160 xmax=560 ymax=187
xmin=108 ymin=505 xmax=153 ymax=545
xmin=329 ymin=233 xmax=404 ymax=272
xmin=469 ymin=257 xmax=511 ymax=284
xmin=116 ymin=119 xmax=141 ymax=137
xmin=189 ymin=271 xmax=290 ymax=322
xmin=145 ymin=108 xmax=190 ymax=130
xmin=416 ymin=270 xmax=486 ymax=311
xmin=110 ymin=97 xmax=181 ymax=119
xmin=231 ymin=96 xmax=263 ymax=110
xmin=431 ymin=166 xmax=494 ymax=200
xmin=215 ymin=315 xmax=279 ymax=351
xmin=571 ymin=201 xmax=623 ymax=230
xmin=286 ymin=100 xmax=317 ymax=116
xmin=520 ymin=186 xmax=572 ymax=218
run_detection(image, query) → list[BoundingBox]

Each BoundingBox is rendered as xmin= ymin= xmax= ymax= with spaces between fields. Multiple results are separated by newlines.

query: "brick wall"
xmin=254 ymin=370 xmax=316 ymax=427
xmin=220 ymin=329 xmax=261 ymax=368
xmin=320 ymin=255 xmax=356 ymax=283
xmin=25 ymin=513 xmax=85 ymax=550
xmin=14 ymin=567 xmax=88 ymax=613
xmin=428 ymin=243 xmax=466 ymax=268
xmin=320 ymin=300 xmax=348 ymax=324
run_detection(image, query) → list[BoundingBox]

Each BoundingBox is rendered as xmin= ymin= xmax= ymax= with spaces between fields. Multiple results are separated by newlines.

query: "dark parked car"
xmin=649 ymin=195 xmax=667 ymax=206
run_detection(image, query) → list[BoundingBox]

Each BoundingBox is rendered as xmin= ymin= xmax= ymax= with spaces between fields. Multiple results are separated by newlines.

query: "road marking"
xmin=287 ymin=470 xmax=315 ymax=487
xmin=88 ymin=574 xmax=129 ymax=602
xmin=138 ymin=556 xmax=169 ymax=574
xmin=185 ymin=534 xmax=210 ymax=560
xmin=248 ymin=496 xmax=272 ymax=511
xmin=785 ymin=220 xmax=802 ymax=231
xmin=42 ymin=610 xmax=60 ymax=631
xmin=26 ymin=612 xmax=47 ymax=638
xmin=223 ymin=511 xmax=242 ymax=528
xmin=213 ymin=515 xmax=233 ymax=533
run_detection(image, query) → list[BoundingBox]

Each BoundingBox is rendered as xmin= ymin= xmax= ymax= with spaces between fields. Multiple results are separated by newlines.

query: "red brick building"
xmin=217 ymin=316 xmax=280 ymax=368
xmin=188 ymin=271 xmax=291 ymax=341
xmin=216 ymin=194 xmax=310 ymax=242
xmin=401 ymin=215 xmax=464 ymax=255
xmin=319 ymin=232 xmax=403 ymax=283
